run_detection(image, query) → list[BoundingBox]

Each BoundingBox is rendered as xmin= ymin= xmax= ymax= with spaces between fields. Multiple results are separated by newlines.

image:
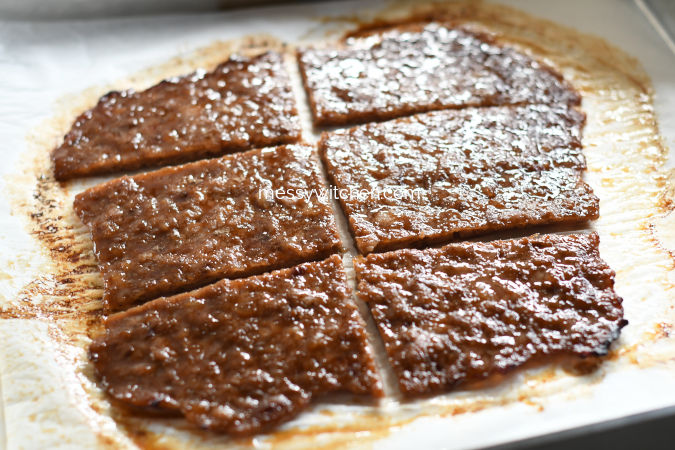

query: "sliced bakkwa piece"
xmin=53 ymin=51 xmax=301 ymax=180
xmin=91 ymin=255 xmax=383 ymax=436
xmin=322 ymin=104 xmax=586 ymax=173
xmin=354 ymin=233 xmax=627 ymax=397
xmin=298 ymin=23 xmax=580 ymax=126
xmin=320 ymin=105 xmax=597 ymax=254
xmin=74 ymin=144 xmax=342 ymax=311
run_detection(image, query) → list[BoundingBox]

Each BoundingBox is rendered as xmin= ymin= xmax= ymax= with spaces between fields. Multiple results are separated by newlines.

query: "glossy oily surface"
xmin=354 ymin=233 xmax=627 ymax=396
xmin=53 ymin=52 xmax=301 ymax=180
xmin=6 ymin=1 xmax=675 ymax=447
xmin=90 ymin=255 xmax=383 ymax=436
xmin=320 ymin=104 xmax=597 ymax=254
xmin=298 ymin=24 xmax=580 ymax=126
xmin=74 ymin=144 xmax=342 ymax=311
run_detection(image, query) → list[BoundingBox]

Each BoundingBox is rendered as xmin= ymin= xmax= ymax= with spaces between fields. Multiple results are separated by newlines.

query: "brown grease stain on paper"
xmin=2 ymin=1 xmax=675 ymax=448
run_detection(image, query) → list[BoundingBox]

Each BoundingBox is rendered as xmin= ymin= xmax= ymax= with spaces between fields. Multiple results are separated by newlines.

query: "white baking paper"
xmin=0 ymin=1 xmax=674 ymax=448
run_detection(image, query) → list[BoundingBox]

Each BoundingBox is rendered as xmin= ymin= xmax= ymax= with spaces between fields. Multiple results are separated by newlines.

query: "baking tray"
xmin=0 ymin=0 xmax=674 ymax=448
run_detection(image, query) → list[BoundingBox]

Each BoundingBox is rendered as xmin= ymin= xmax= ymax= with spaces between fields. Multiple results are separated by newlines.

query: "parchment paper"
xmin=1 ymin=1 xmax=674 ymax=448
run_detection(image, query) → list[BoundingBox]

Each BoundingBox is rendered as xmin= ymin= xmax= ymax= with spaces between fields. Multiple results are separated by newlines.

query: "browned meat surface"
xmin=74 ymin=144 xmax=341 ymax=311
xmin=354 ymin=233 xmax=627 ymax=396
xmin=53 ymin=52 xmax=301 ymax=180
xmin=322 ymin=104 xmax=586 ymax=172
xmin=298 ymin=24 xmax=580 ymax=126
xmin=90 ymin=255 xmax=383 ymax=436
xmin=320 ymin=105 xmax=597 ymax=254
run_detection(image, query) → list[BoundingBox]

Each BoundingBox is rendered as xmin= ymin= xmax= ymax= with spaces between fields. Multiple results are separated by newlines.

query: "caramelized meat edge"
xmin=354 ymin=233 xmax=627 ymax=396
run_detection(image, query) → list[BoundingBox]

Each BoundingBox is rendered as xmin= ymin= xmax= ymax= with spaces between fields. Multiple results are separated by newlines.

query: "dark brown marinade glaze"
xmin=354 ymin=233 xmax=627 ymax=397
xmin=320 ymin=104 xmax=597 ymax=254
xmin=322 ymin=104 xmax=586 ymax=172
xmin=90 ymin=255 xmax=383 ymax=436
xmin=74 ymin=144 xmax=342 ymax=311
xmin=52 ymin=52 xmax=301 ymax=181
xmin=298 ymin=23 xmax=580 ymax=126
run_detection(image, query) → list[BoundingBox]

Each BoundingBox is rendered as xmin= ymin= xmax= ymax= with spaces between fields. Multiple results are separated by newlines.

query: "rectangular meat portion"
xmin=90 ymin=255 xmax=383 ymax=436
xmin=354 ymin=233 xmax=627 ymax=397
xmin=298 ymin=23 xmax=580 ymax=126
xmin=53 ymin=51 xmax=301 ymax=180
xmin=320 ymin=104 xmax=597 ymax=254
xmin=74 ymin=144 xmax=342 ymax=311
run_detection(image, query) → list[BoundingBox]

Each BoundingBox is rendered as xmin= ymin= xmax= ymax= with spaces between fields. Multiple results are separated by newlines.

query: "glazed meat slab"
xmin=354 ymin=233 xmax=626 ymax=396
xmin=53 ymin=52 xmax=301 ymax=180
xmin=298 ymin=24 xmax=580 ymax=126
xmin=320 ymin=104 xmax=597 ymax=254
xmin=74 ymin=144 xmax=341 ymax=311
xmin=91 ymin=255 xmax=383 ymax=436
